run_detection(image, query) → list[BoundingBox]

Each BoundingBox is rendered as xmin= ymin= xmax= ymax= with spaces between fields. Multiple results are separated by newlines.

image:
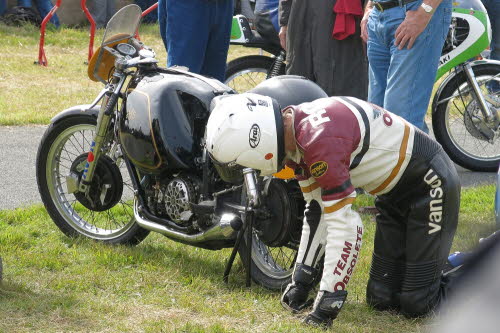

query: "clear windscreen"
xmin=101 ymin=4 xmax=142 ymax=46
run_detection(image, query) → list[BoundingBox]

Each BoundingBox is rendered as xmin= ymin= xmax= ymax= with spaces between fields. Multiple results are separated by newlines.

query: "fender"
xmin=50 ymin=104 xmax=101 ymax=124
xmin=432 ymin=59 xmax=500 ymax=113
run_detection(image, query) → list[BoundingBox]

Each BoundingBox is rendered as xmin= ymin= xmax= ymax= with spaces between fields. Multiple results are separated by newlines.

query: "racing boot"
xmin=281 ymin=263 xmax=318 ymax=313
xmin=303 ymin=290 xmax=348 ymax=328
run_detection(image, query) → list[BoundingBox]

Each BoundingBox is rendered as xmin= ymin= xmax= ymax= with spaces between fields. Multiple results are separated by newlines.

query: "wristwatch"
xmin=421 ymin=2 xmax=434 ymax=14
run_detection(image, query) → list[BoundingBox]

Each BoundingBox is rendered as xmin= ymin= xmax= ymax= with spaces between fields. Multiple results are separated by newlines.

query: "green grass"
xmin=0 ymin=185 xmax=496 ymax=332
xmin=0 ymin=23 xmax=260 ymax=126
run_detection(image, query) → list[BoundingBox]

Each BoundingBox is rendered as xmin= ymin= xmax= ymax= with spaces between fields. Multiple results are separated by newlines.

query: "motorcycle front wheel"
xmin=433 ymin=63 xmax=500 ymax=172
xmin=225 ymin=55 xmax=285 ymax=93
xmin=36 ymin=114 xmax=150 ymax=245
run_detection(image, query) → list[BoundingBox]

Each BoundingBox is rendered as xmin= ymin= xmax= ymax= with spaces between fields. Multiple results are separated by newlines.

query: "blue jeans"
xmin=481 ymin=0 xmax=500 ymax=92
xmin=158 ymin=0 xmax=234 ymax=81
xmin=0 ymin=0 xmax=6 ymax=16
xmin=367 ymin=0 xmax=452 ymax=131
xmin=18 ymin=0 xmax=60 ymax=27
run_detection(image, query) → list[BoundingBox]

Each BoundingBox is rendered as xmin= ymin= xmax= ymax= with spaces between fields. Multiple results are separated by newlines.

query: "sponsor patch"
xmin=310 ymin=161 xmax=328 ymax=178
xmin=249 ymin=124 xmax=261 ymax=148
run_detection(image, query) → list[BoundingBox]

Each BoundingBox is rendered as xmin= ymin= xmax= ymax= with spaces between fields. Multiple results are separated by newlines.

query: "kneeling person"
xmin=205 ymin=93 xmax=459 ymax=326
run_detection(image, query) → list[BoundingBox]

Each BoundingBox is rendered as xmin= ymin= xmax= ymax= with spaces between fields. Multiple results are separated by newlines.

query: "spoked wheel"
xmin=36 ymin=115 xmax=149 ymax=245
xmin=225 ymin=55 xmax=284 ymax=93
xmin=238 ymin=179 xmax=306 ymax=290
xmin=433 ymin=64 xmax=500 ymax=172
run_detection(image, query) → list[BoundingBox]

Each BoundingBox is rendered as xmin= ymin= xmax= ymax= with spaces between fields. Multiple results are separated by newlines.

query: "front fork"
xmin=78 ymin=74 xmax=126 ymax=194
xmin=463 ymin=62 xmax=499 ymax=125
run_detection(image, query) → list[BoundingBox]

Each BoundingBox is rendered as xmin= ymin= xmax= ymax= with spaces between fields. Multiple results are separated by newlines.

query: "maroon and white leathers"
xmin=285 ymin=96 xmax=415 ymax=293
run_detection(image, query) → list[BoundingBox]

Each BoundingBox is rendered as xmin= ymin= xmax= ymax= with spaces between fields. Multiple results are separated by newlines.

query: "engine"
xmin=145 ymin=174 xmax=206 ymax=228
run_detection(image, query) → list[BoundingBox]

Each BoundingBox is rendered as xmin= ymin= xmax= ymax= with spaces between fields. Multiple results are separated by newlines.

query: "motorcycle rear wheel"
xmin=225 ymin=55 xmax=284 ymax=93
xmin=36 ymin=115 xmax=150 ymax=245
xmin=238 ymin=179 xmax=310 ymax=290
xmin=433 ymin=64 xmax=500 ymax=172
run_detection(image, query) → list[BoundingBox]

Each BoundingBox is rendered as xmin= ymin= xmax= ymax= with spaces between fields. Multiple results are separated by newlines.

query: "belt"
xmin=373 ymin=0 xmax=419 ymax=12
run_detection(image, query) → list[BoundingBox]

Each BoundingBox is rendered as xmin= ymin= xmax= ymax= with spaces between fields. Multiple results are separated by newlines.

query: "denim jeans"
xmin=18 ymin=0 xmax=60 ymax=27
xmin=367 ymin=0 xmax=452 ymax=131
xmin=158 ymin=0 xmax=233 ymax=81
xmin=481 ymin=0 xmax=500 ymax=92
xmin=0 ymin=0 xmax=6 ymax=16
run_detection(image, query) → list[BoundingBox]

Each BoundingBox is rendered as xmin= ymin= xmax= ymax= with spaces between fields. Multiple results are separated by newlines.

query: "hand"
xmin=279 ymin=26 xmax=288 ymax=50
xmin=360 ymin=9 xmax=372 ymax=43
xmin=395 ymin=7 xmax=432 ymax=50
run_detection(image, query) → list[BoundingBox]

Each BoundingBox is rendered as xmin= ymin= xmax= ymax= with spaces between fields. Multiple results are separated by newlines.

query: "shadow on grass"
xmin=0 ymin=280 xmax=97 ymax=330
xmin=62 ymin=234 xmax=275 ymax=296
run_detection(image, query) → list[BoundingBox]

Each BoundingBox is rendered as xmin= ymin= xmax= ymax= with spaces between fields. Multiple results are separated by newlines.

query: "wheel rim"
xmin=443 ymin=74 xmax=500 ymax=161
xmin=45 ymin=123 xmax=137 ymax=240
xmin=251 ymin=232 xmax=298 ymax=280
xmin=225 ymin=68 xmax=268 ymax=93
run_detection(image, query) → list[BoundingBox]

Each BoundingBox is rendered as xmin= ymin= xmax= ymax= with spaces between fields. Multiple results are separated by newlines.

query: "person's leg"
xmin=383 ymin=0 xmax=452 ymax=131
xmin=105 ymin=0 xmax=116 ymax=26
xmin=88 ymin=0 xmax=106 ymax=28
xmin=311 ymin=0 xmax=368 ymax=98
xmin=165 ymin=0 xmax=210 ymax=73
xmin=285 ymin=0 xmax=314 ymax=84
xmin=0 ymin=0 xmax=5 ymax=16
xmin=367 ymin=8 xmax=391 ymax=108
xmin=400 ymin=151 xmax=459 ymax=317
xmin=366 ymin=195 xmax=406 ymax=310
xmin=200 ymin=0 xmax=234 ymax=81
xmin=35 ymin=0 xmax=60 ymax=27
xmin=18 ymin=0 xmax=31 ymax=7
xmin=482 ymin=0 xmax=500 ymax=92
xmin=158 ymin=0 xmax=168 ymax=54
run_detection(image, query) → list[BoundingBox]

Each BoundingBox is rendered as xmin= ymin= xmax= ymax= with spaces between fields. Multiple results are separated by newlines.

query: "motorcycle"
xmin=227 ymin=0 xmax=500 ymax=172
xmin=35 ymin=5 xmax=312 ymax=290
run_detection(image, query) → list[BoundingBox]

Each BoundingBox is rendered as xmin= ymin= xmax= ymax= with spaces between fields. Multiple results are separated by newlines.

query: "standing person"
xmin=205 ymin=90 xmax=459 ymax=327
xmin=88 ymin=0 xmax=116 ymax=29
xmin=157 ymin=0 xmax=234 ymax=82
xmin=278 ymin=0 xmax=368 ymax=99
xmin=0 ymin=0 xmax=6 ymax=16
xmin=361 ymin=0 xmax=452 ymax=131
xmin=481 ymin=0 xmax=500 ymax=92
xmin=17 ymin=0 xmax=60 ymax=27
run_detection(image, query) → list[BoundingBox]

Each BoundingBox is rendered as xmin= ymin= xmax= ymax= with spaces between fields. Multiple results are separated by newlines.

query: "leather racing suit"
xmin=284 ymin=96 xmax=459 ymax=319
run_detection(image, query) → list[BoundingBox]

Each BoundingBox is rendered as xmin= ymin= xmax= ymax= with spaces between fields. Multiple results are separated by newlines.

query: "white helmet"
xmin=206 ymin=93 xmax=285 ymax=177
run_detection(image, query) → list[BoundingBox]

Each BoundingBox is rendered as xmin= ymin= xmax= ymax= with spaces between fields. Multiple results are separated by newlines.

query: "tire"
xmin=432 ymin=64 xmax=500 ymax=172
xmin=237 ymin=179 xmax=315 ymax=290
xmin=36 ymin=115 xmax=150 ymax=245
xmin=225 ymin=55 xmax=284 ymax=93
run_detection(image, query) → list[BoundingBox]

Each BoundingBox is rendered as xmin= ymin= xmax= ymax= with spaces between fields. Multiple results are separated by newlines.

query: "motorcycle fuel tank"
xmin=120 ymin=70 xmax=234 ymax=173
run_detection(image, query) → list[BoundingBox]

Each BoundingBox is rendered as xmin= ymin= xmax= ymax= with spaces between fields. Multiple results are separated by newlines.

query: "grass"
xmin=0 ymin=185 xmax=496 ymax=332
xmin=0 ymin=23 xmax=260 ymax=126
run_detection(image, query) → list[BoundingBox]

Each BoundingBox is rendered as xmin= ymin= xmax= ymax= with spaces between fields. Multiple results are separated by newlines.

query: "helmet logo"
xmin=249 ymin=124 xmax=261 ymax=148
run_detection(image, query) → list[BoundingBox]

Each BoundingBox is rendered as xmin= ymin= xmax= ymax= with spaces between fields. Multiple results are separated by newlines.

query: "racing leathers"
xmin=282 ymin=96 xmax=459 ymax=321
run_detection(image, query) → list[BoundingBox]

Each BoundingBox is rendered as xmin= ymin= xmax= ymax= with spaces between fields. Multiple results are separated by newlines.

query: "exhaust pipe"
xmin=133 ymin=201 xmax=238 ymax=244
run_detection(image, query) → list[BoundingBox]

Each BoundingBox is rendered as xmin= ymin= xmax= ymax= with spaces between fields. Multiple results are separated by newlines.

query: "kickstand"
xmin=223 ymin=205 xmax=254 ymax=286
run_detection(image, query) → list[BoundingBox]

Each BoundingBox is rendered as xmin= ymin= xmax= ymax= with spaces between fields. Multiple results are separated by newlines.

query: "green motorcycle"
xmin=227 ymin=0 xmax=500 ymax=172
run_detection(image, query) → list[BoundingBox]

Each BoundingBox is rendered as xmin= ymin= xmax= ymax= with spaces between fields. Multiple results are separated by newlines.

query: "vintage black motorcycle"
xmin=36 ymin=5 xmax=327 ymax=289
